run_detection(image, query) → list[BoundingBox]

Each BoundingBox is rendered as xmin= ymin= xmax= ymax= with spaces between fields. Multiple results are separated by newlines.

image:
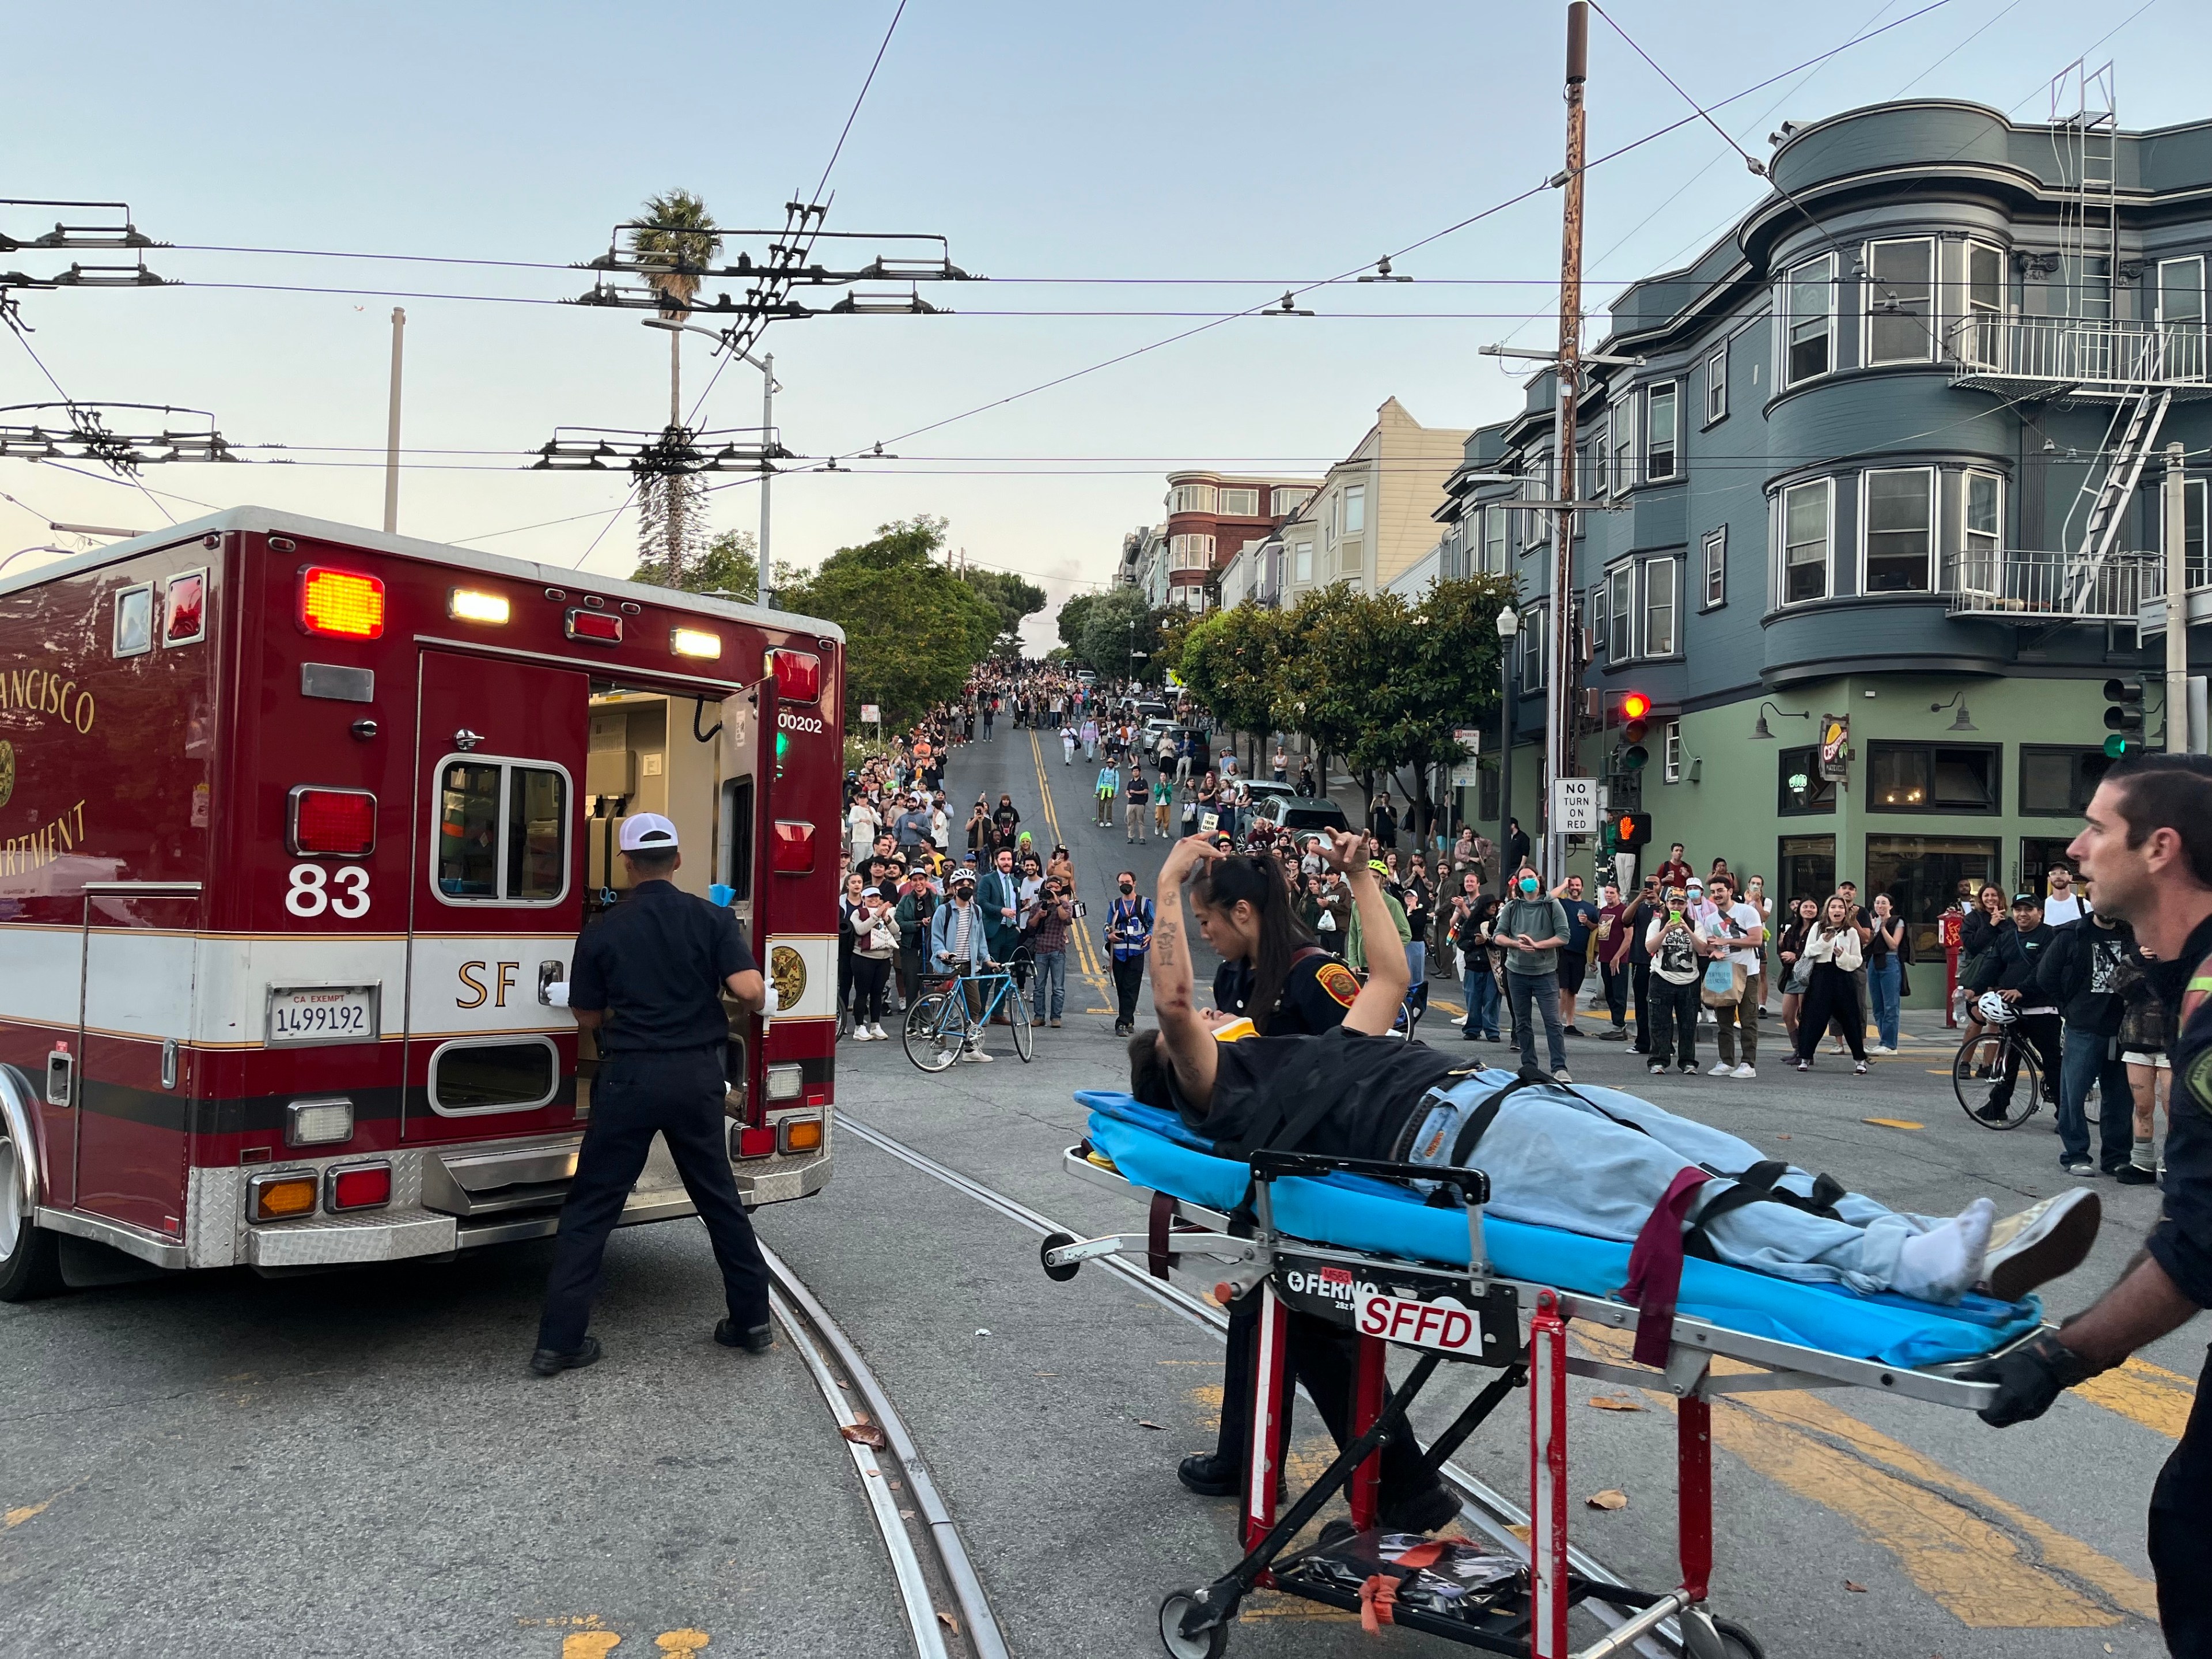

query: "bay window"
xmin=1785 ymin=254 xmax=1836 ymax=385
xmin=1864 ymin=237 xmax=1935 ymax=365
xmin=1781 ymin=478 xmax=1832 ymax=604
xmin=1862 ymin=467 xmax=1934 ymax=593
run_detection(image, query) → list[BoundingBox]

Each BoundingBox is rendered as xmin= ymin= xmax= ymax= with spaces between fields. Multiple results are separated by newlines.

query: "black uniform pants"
xmin=536 ymin=1046 xmax=771 ymax=1354
xmin=1112 ymin=954 xmax=1146 ymax=1027
xmin=2152 ymin=1346 xmax=2212 ymax=1657
xmin=1215 ymin=1296 xmax=1444 ymax=1507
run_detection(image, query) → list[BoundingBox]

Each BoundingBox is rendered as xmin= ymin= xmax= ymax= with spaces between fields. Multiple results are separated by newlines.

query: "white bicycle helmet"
xmin=1975 ymin=990 xmax=2016 ymax=1026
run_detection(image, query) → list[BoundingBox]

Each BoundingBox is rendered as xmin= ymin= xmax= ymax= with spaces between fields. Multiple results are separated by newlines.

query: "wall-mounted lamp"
xmin=1930 ymin=691 xmax=1978 ymax=732
xmin=1749 ymin=701 xmax=1810 ymax=740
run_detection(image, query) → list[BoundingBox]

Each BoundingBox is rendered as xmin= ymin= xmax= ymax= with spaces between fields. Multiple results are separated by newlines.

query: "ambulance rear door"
xmin=404 ymin=650 xmax=588 ymax=1142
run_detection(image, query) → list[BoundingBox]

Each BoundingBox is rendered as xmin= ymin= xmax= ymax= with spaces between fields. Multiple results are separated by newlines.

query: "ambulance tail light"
xmin=766 ymin=648 xmax=820 ymax=703
xmin=566 ymin=609 xmax=624 ymax=645
xmin=289 ymin=787 xmax=377 ymax=857
xmin=777 ymin=1113 xmax=823 ymax=1155
xmin=285 ymin=1097 xmax=355 ymax=1147
xmin=733 ymin=1126 xmax=777 ymax=1160
xmin=298 ymin=568 xmax=386 ymax=639
xmin=249 ymin=1171 xmax=320 ymax=1222
xmin=325 ymin=1162 xmax=392 ymax=1213
xmin=765 ymin=1064 xmax=802 ymax=1103
xmin=770 ymin=821 xmax=816 ymax=874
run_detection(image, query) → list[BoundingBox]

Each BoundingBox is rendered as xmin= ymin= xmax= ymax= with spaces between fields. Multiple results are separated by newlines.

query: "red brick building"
xmin=1160 ymin=471 xmax=1319 ymax=609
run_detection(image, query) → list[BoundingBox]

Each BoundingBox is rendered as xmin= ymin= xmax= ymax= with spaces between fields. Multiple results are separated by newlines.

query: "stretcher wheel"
xmin=1710 ymin=1617 xmax=1764 ymax=1659
xmin=1040 ymin=1230 xmax=1082 ymax=1282
xmin=1158 ymin=1590 xmax=1229 ymax=1658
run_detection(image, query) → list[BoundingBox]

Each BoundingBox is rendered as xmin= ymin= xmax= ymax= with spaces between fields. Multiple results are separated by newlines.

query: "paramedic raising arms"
xmin=1971 ymin=758 xmax=2212 ymax=1655
xmin=1151 ymin=830 xmax=1407 ymax=1113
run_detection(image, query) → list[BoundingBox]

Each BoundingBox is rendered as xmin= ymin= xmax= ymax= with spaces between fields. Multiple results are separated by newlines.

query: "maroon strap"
xmin=1147 ymin=1191 xmax=1176 ymax=1281
xmin=1622 ymin=1168 xmax=1714 ymax=1368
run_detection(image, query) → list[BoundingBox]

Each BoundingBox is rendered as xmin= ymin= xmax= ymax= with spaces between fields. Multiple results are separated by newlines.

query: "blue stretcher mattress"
xmin=1075 ymin=1087 xmax=2040 ymax=1369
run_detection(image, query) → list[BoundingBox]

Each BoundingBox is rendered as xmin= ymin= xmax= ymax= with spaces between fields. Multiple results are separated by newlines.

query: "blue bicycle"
xmin=904 ymin=960 xmax=1034 ymax=1070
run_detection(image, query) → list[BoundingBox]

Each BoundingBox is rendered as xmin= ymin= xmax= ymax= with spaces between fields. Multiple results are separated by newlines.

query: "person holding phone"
xmin=1645 ymin=885 xmax=1705 ymax=1074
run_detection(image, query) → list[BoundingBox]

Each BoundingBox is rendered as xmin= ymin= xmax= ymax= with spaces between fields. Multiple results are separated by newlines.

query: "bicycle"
xmin=1952 ymin=992 xmax=2047 ymax=1130
xmin=904 ymin=959 xmax=1034 ymax=1071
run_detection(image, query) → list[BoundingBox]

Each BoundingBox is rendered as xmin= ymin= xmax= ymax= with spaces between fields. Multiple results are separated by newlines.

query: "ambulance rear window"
xmin=436 ymin=757 xmax=570 ymax=906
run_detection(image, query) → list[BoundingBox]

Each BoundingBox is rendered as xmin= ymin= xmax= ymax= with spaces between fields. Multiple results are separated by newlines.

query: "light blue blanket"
xmin=1075 ymin=1088 xmax=2039 ymax=1369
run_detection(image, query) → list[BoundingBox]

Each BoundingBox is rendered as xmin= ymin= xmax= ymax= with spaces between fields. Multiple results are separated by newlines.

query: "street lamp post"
xmin=1496 ymin=605 xmax=1518 ymax=882
xmin=642 ymin=319 xmax=782 ymax=609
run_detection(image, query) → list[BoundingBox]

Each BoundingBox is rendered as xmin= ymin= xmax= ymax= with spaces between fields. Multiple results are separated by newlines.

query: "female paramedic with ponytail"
xmin=1162 ymin=843 xmax=1446 ymax=1513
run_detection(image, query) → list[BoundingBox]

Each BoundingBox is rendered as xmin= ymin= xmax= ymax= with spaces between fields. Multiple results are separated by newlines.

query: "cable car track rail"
xmin=762 ymin=1240 xmax=1011 ymax=1659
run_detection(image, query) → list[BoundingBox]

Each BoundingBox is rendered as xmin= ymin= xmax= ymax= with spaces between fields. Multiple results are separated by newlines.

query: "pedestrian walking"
xmin=1105 ymin=871 xmax=1153 ymax=1034
xmin=1125 ymin=764 xmax=1150 ymax=843
xmin=1081 ymin=717 xmax=1099 ymax=760
xmin=1497 ymin=865 xmax=1570 ymax=1081
xmin=1062 ymin=724 xmax=1077 ymax=765
xmin=1095 ymin=759 xmax=1120 ymax=828
xmin=532 ymin=815 xmax=772 ymax=1375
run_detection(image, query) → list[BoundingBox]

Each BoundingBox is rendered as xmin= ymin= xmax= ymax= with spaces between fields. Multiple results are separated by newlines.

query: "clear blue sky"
xmin=2 ymin=0 xmax=2199 ymax=647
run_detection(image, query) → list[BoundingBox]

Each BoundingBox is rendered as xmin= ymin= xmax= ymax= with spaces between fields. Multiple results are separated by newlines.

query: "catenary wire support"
xmin=0 ymin=198 xmax=172 ymax=289
xmin=0 ymin=402 xmax=238 ymax=475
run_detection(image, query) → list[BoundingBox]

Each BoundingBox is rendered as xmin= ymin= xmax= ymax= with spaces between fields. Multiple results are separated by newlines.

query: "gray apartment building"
xmin=1440 ymin=89 xmax=2212 ymax=999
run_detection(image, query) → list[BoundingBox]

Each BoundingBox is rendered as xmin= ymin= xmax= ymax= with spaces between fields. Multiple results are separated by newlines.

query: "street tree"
xmin=631 ymin=188 xmax=721 ymax=584
xmin=628 ymin=528 xmax=801 ymax=597
xmin=1175 ymin=604 xmax=1286 ymax=770
xmin=1361 ymin=575 xmax=1515 ymax=836
xmin=1076 ymin=586 xmax=1165 ymax=683
xmin=961 ymin=567 xmax=1047 ymax=660
xmin=779 ymin=516 xmax=999 ymax=728
xmin=1056 ymin=592 xmax=1100 ymax=660
xmin=1272 ymin=584 xmax=1412 ymax=805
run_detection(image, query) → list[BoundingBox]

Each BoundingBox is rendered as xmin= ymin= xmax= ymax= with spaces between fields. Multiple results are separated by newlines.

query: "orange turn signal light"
xmin=778 ymin=1115 xmax=824 ymax=1154
xmin=250 ymin=1173 xmax=319 ymax=1221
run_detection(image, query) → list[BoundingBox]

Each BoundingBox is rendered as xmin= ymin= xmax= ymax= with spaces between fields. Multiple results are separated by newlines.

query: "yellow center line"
xmin=1574 ymin=1324 xmax=2154 ymax=1627
xmin=2075 ymin=1355 xmax=2196 ymax=1441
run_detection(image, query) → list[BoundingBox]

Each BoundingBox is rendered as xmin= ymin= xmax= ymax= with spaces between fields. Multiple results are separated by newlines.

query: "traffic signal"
xmin=2103 ymin=676 xmax=2146 ymax=758
xmin=1614 ymin=810 xmax=1653 ymax=849
xmin=1617 ymin=691 xmax=1652 ymax=772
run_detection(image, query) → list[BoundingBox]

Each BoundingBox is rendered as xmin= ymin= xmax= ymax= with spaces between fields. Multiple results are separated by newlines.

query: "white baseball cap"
xmin=619 ymin=813 xmax=680 ymax=853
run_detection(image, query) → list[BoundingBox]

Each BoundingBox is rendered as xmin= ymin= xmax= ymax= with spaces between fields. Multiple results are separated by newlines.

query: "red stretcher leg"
xmin=1529 ymin=1290 xmax=1570 ymax=1659
xmin=1349 ymin=1332 xmax=1385 ymax=1530
xmin=1679 ymin=1391 xmax=1713 ymax=1604
xmin=1245 ymin=1282 xmax=1288 ymax=1560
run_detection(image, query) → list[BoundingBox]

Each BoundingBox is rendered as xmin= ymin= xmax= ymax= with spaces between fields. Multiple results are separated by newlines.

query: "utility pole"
xmin=382 ymin=308 xmax=406 ymax=534
xmin=2165 ymin=441 xmax=2189 ymax=752
xmin=757 ymin=350 xmax=774 ymax=609
xmin=1543 ymin=0 xmax=1590 ymax=887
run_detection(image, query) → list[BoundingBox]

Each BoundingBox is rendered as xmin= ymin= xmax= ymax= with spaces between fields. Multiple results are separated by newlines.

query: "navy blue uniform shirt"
xmin=2148 ymin=911 xmax=2212 ymax=1306
xmin=570 ymin=880 xmax=757 ymax=1054
xmin=1214 ymin=947 xmax=1358 ymax=1036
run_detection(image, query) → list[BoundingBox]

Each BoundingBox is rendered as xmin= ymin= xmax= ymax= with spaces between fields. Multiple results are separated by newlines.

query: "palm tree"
xmin=629 ymin=189 xmax=722 ymax=584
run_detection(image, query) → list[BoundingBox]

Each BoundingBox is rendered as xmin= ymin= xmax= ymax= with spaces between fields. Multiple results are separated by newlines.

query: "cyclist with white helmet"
xmin=1968 ymin=893 xmax=2062 ymax=1122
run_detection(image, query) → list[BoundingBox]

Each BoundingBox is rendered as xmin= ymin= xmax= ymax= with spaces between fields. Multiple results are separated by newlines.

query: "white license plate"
xmin=266 ymin=985 xmax=380 ymax=1046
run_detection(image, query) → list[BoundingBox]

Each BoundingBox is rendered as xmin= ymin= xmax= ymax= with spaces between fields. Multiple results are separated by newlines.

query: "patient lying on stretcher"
xmin=1138 ymin=832 xmax=2100 ymax=1309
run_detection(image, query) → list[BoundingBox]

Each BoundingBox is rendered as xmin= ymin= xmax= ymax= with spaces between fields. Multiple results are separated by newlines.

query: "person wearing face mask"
xmin=1497 ymin=864 xmax=1573 ymax=1082
xmin=1105 ymin=870 xmax=1153 ymax=1036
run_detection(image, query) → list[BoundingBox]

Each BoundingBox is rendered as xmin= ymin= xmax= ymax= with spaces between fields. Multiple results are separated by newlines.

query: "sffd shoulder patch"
xmin=1317 ymin=961 xmax=1361 ymax=1008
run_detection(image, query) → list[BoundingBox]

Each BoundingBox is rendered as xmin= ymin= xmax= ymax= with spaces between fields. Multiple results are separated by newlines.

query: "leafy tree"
xmin=1177 ymin=605 xmax=1286 ymax=767
xmin=779 ymin=516 xmax=999 ymax=727
xmin=628 ymin=528 xmax=802 ymax=597
xmin=1272 ymin=585 xmax=1412 ymax=804
xmin=961 ymin=567 xmax=1047 ymax=659
xmin=1056 ymin=592 xmax=1101 ymax=660
xmin=1076 ymin=586 xmax=1165 ymax=683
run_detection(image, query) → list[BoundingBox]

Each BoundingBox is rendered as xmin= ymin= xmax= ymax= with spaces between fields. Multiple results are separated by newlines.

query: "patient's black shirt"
xmin=1171 ymin=1025 xmax=1466 ymax=1161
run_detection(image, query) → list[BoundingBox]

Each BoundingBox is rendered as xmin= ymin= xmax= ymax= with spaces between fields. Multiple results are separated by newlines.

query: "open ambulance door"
xmin=714 ymin=675 xmax=777 ymax=1131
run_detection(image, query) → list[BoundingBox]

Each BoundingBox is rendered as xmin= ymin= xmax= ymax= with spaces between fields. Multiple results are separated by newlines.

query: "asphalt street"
xmin=0 ymin=722 xmax=2198 ymax=1657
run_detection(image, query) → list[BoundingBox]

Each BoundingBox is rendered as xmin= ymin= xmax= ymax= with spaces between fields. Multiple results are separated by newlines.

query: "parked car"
xmin=1249 ymin=794 xmax=1352 ymax=838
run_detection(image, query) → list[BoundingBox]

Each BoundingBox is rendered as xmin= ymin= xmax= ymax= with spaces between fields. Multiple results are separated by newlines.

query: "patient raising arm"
xmin=1147 ymin=836 xmax=1225 ymax=1110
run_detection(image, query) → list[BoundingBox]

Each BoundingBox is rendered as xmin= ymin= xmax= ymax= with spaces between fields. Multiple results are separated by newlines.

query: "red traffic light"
xmin=1620 ymin=691 xmax=1652 ymax=721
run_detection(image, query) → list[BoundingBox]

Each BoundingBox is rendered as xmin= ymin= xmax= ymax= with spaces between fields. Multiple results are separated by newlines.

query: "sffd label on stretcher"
xmin=1355 ymin=1286 xmax=1495 ymax=1357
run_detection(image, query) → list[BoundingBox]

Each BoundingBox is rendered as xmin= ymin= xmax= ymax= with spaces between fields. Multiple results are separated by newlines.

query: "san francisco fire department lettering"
xmin=0 ymin=666 xmax=98 ymax=734
xmin=1 ymin=798 xmax=89 ymax=876
xmin=456 ymin=961 xmax=521 ymax=1009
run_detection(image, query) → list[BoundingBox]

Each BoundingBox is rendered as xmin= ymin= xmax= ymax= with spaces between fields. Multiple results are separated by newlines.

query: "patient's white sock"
xmin=1892 ymin=1198 xmax=1995 ymax=1304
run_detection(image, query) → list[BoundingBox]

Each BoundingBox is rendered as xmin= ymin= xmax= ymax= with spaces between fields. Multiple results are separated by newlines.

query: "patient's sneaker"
xmin=1892 ymin=1197 xmax=1997 ymax=1304
xmin=1377 ymin=1478 xmax=1463 ymax=1535
xmin=1980 ymin=1189 xmax=2101 ymax=1303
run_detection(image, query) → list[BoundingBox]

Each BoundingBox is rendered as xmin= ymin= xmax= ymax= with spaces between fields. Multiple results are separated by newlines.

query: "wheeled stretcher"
xmin=1044 ymin=1091 xmax=2046 ymax=1659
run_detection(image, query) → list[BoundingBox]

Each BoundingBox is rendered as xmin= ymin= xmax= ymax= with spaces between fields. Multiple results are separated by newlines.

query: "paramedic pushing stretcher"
xmin=530 ymin=813 xmax=775 ymax=1377
xmin=1967 ymin=755 xmax=2212 ymax=1658
xmin=1134 ymin=832 xmax=2107 ymax=1524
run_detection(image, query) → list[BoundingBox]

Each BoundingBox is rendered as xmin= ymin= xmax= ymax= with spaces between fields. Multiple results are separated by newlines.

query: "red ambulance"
xmin=0 ymin=508 xmax=842 ymax=1298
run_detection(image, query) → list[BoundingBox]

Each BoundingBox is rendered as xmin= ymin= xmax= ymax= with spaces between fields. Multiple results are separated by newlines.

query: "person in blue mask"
xmin=1497 ymin=864 xmax=1572 ymax=1082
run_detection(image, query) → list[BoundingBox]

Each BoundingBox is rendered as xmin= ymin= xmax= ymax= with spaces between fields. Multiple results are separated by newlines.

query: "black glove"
xmin=1968 ymin=1331 xmax=2101 ymax=1427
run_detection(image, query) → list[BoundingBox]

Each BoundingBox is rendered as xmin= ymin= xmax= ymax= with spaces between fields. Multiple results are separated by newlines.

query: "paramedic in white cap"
xmin=531 ymin=812 xmax=773 ymax=1376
